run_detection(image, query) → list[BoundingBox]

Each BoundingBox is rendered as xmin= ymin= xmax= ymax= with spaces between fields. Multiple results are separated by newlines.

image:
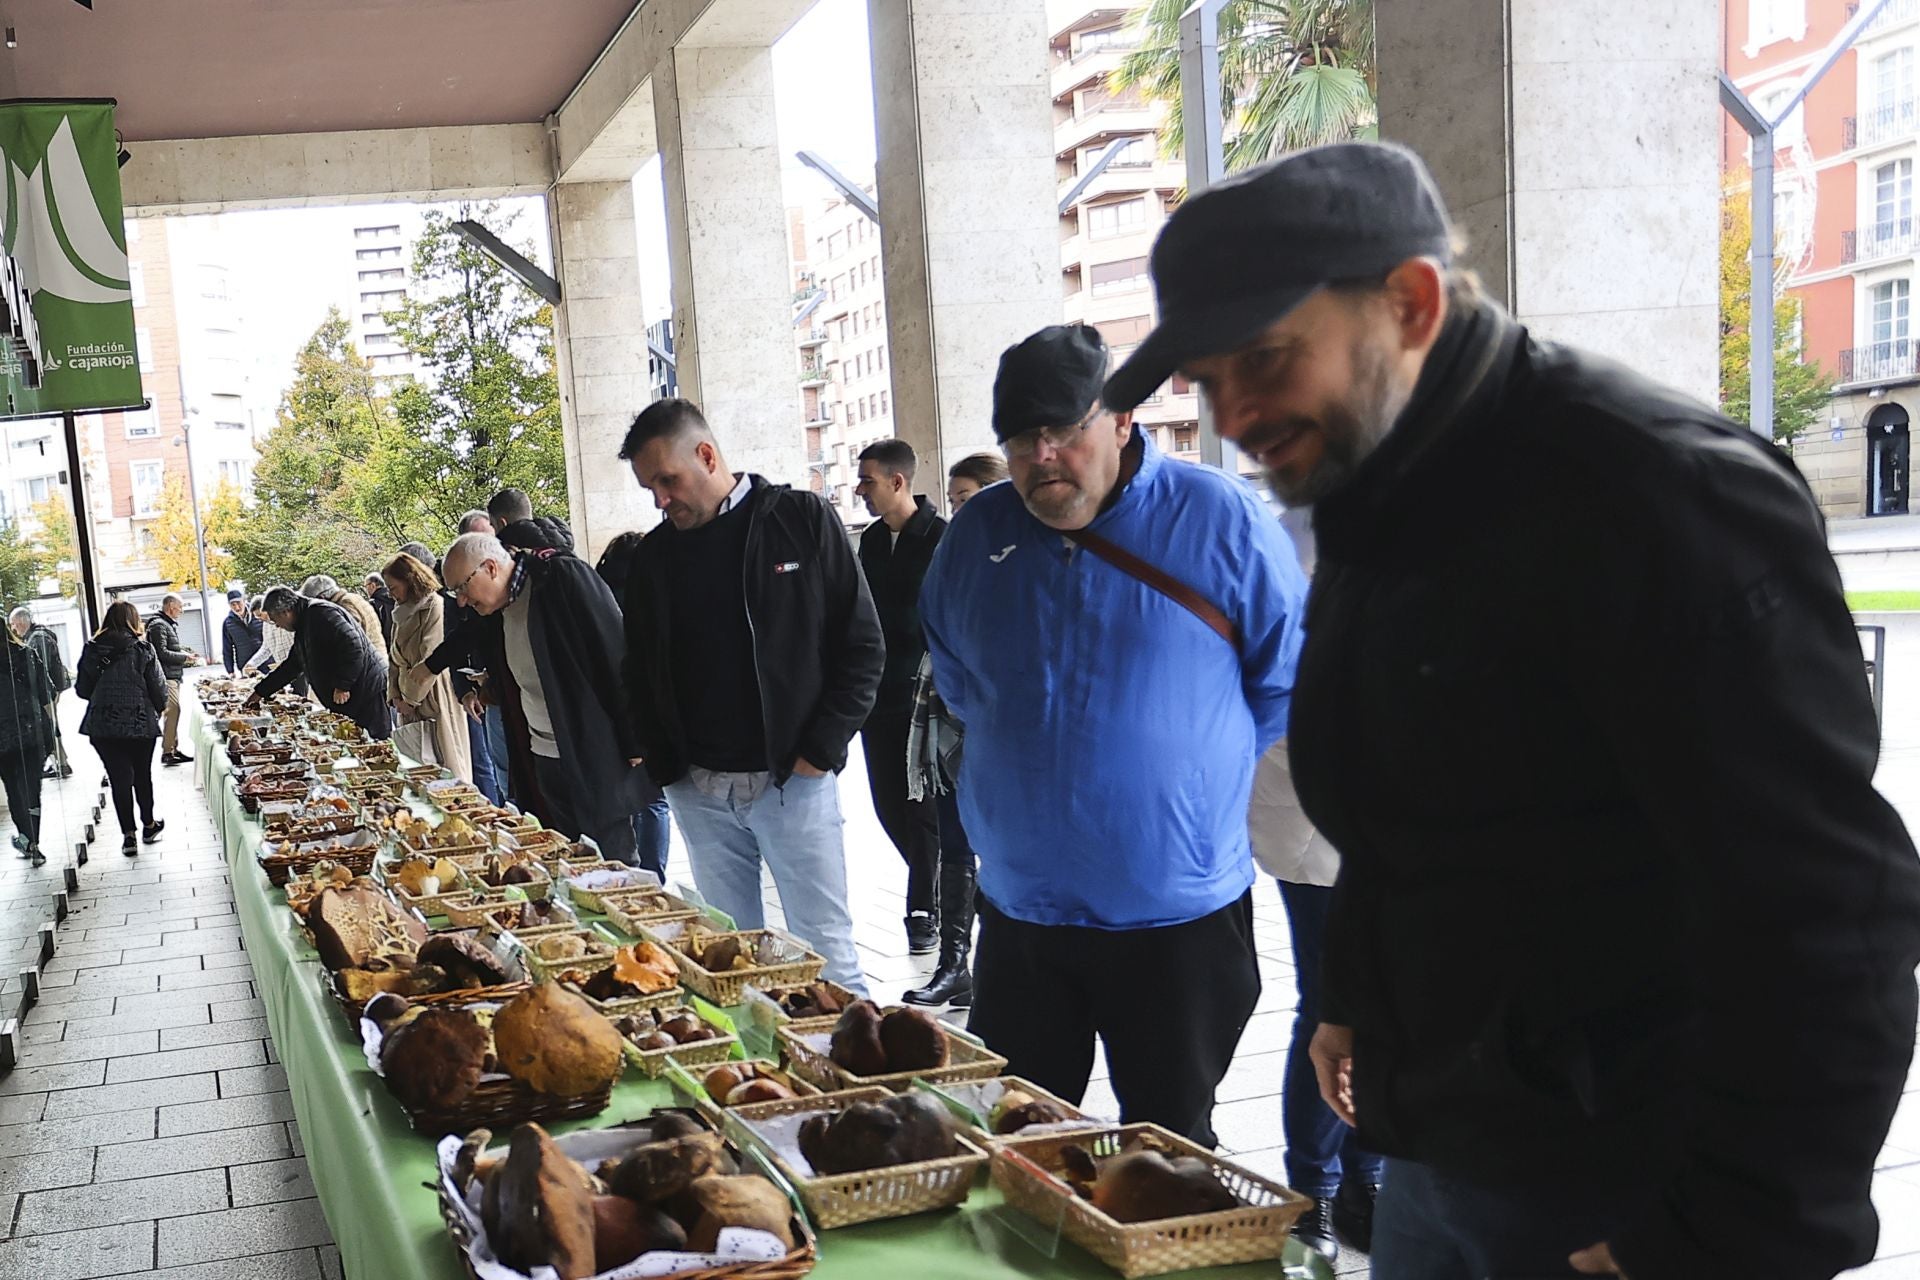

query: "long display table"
xmin=186 ymin=692 xmax=1316 ymax=1280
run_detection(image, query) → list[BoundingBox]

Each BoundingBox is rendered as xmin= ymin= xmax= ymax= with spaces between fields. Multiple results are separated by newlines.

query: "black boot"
xmin=1331 ymin=1177 xmax=1378 ymax=1253
xmin=906 ymin=850 xmax=976 ymax=1007
xmin=1292 ymin=1197 xmax=1339 ymax=1263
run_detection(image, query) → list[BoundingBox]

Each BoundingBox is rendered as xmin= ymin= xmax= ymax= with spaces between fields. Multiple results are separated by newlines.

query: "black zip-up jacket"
xmin=1291 ymin=297 xmax=1920 ymax=1280
xmin=146 ymin=611 xmax=190 ymax=680
xmin=76 ymin=629 xmax=166 ymax=739
xmin=857 ymin=496 xmax=945 ymax=718
xmin=624 ymin=476 xmax=883 ymax=788
xmin=423 ymin=516 xmax=576 ymax=686
xmin=222 ymin=612 xmax=262 ymax=674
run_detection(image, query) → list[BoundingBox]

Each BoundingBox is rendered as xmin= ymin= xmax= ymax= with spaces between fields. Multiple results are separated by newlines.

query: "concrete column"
xmin=870 ymin=0 xmax=1062 ymax=481
xmin=548 ymin=180 xmax=652 ymax=563
xmin=652 ymin=44 xmax=803 ymax=487
xmin=1376 ymin=0 xmax=1719 ymax=404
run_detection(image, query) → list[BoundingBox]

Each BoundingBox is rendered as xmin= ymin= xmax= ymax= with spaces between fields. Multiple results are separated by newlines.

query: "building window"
xmin=217 ymin=459 xmax=252 ymax=489
xmin=355 ymin=224 xmax=401 ymax=240
xmin=1100 ymin=135 xmax=1154 ymax=170
xmin=1872 ymin=278 xmax=1912 ymax=351
xmin=879 ymin=390 xmax=889 ymax=416
xmin=1091 ymin=255 xmax=1150 ymax=296
xmin=1873 ymin=48 xmax=1915 ymax=137
xmin=20 ymin=476 xmax=52 ymax=508
xmin=129 ymin=260 xmax=146 ymax=308
xmin=1754 ymin=83 xmax=1804 ymax=147
xmin=355 ymin=246 xmax=403 ymax=261
xmin=135 ymin=326 xmax=153 ymax=374
xmin=1173 ymin=424 xmax=1197 ymax=453
xmin=359 ymin=268 xmax=405 ymax=283
xmin=1076 ymin=25 xmax=1134 ymax=57
xmin=1747 ymin=0 xmax=1805 ymax=51
xmin=1088 ymin=197 xmax=1148 ymax=239
xmin=1876 ymin=159 xmax=1913 ymax=237
xmin=1078 ymin=84 xmax=1144 ymax=118
xmin=213 ymin=419 xmax=246 ymax=431
xmin=124 ymin=408 xmax=159 ymax=439
xmin=1096 ymin=315 xmax=1152 ymax=347
xmin=130 ymin=461 xmax=164 ymax=517
xmin=361 ymin=312 xmax=383 ymax=326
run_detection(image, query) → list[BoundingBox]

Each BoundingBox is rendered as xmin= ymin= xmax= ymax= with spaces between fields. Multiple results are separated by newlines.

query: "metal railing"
xmin=799 ymin=364 xmax=830 ymax=384
xmin=1843 ymin=216 xmax=1919 ymax=262
xmin=1860 ymin=97 xmax=1918 ymax=147
xmin=1840 ymin=338 xmax=1920 ymax=382
xmin=1870 ymin=0 xmax=1920 ymax=31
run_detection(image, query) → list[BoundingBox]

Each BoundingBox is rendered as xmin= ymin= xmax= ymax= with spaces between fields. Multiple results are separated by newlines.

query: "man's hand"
xmin=791 ymin=758 xmax=828 ymax=778
xmin=331 ymin=689 xmax=352 ymax=706
xmin=462 ymin=691 xmax=485 ymax=722
xmin=627 ymin=757 xmax=645 ymax=768
xmin=1570 ymin=1243 xmax=1626 ymax=1276
xmin=1309 ymin=1023 xmax=1358 ymax=1126
xmin=239 ymin=694 xmax=260 ymax=712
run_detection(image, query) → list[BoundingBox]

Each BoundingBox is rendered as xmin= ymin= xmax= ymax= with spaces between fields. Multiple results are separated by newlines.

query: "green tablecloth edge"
xmin=185 ymin=694 xmax=1314 ymax=1280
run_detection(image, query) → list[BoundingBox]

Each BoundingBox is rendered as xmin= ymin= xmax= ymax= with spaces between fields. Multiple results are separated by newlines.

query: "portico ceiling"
xmin=2 ymin=0 xmax=643 ymax=142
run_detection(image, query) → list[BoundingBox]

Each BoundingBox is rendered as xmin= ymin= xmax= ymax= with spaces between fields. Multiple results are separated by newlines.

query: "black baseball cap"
xmin=992 ymin=323 xmax=1109 ymax=442
xmin=1103 ymin=142 xmax=1455 ymax=412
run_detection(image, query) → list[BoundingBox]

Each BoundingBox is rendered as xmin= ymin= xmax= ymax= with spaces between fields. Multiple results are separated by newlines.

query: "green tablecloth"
xmin=185 ymin=695 xmax=1316 ymax=1280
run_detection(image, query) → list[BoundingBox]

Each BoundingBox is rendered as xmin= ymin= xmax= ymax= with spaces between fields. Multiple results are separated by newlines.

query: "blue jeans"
xmin=664 ymin=767 xmax=868 ymax=994
xmin=631 ymin=793 xmax=671 ymax=880
xmin=1372 ymin=1158 xmax=1639 ymax=1280
xmin=1280 ymin=880 xmax=1384 ymax=1197
xmin=467 ymin=712 xmax=502 ymax=805
xmin=484 ymin=704 xmax=512 ymax=804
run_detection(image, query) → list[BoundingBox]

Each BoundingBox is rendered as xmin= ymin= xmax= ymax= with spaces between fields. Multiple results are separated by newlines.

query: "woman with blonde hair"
xmin=75 ymin=600 xmax=167 ymax=857
xmin=382 ymin=552 xmax=472 ymax=781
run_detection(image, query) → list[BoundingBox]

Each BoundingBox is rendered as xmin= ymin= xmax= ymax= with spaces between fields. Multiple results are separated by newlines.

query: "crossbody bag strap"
xmin=1062 ymin=527 xmax=1241 ymax=655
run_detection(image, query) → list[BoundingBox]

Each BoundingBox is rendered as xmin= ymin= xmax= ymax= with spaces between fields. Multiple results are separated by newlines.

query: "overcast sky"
xmin=205 ymin=0 xmax=877 ymax=414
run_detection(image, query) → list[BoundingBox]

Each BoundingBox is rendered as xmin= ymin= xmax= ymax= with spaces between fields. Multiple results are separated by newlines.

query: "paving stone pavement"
xmin=0 ymin=674 xmax=1915 ymax=1277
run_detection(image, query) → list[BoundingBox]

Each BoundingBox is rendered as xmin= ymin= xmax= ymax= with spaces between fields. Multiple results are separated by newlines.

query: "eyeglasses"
xmin=1003 ymin=404 xmax=1103 ymax=460
xmin=449 ymin=565 xmax=484 ymax=601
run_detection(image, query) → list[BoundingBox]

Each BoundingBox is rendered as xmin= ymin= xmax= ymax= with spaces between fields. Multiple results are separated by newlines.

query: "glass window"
xmin=1076 ymin=25 xmax=1133 ymax=56
xmin=1091 ymin=255 xmax=1150 ymax=296
xmin=1872 ymin=278 xmax=1912 ymax=348
xmin=1876 ymin=160 xmax=1913 ymax=232
xmin=134 ymin=327 xmax=154 ymax=374
xmin=130 ymin=461 xmax=164 ymax=517
xmin=213 ymin=419 xmax=246 ymax=431
xmin=1097 ymin=314 xmax=1152 ymax=346
xmin=124 ymin=408 xmax=159 ymax=439
xmin=1876 ymin=47 xmax=1914 ymax=116
xmin=1100 ymin=136 xmax=1154 ymax=169
xmin=1748 ymin=0 xmax=1805 ymax=48
xmin=879 ymin=390 xmax=889 ymax=416
xmin=1088 ymin=198 xmax=1148 ymax=239
xmin=20 ymin=476 xmax=52 ymax=507
xmin=217 ymin=459 xmax=251 ymax=488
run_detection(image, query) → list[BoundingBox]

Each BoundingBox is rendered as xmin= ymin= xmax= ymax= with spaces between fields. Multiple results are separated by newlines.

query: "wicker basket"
xmin=668 ymin=1059 xmax=822 ymax=1128
xmin=258 ymin=845 xmax=378 ymax=888
xmin=561 ymin=978 xmax=684 ymax=1019
xmin=323 ymin=967 xmax=530 ymax=1030
xmin=462 ymin=859 xmax=553 ymax=903
xmin=401 ymin=832 xmax=491 ymax=861
xmin=658 ymin=930 xmax=826 ymax=1007
xmin=558 ymin=862 xmax=656 ymax=911
xmin=600 ymin=887 xmax=703 ymax=936
xmin=513 ymin=929 xmax=619 ymax=983
xmin=372 ymin=1045 xmax=614 ymax=1135
xmin=387 ymin=872 xmax=473 ymax=919
xmin=501 ymin=827 xmax=568 ymax=859
xmin=776 ymin=1014 xmax=1007 ymax=1094
xmin=724 ymin=1087 xmax=989 ymax=1228
xmin=239 ymin=783 xmax=312 ymax=815
xmin=920 ymin=1075 xmax=1097 ymax=1146
xmin=473 ymin=897 xmax=580 ymax=940
xmin=619 ymin=1006 xmax=741 ymax=1079
xmin=754 ymin=981 xmax=864 ymax=1023
xmin=989 ymin=1124 xmax=1311 ymax=1278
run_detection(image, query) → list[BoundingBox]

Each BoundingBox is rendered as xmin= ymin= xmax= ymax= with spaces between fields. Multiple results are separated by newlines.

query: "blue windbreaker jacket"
xmin=920 ymin=431 xmax=1307 ymax=929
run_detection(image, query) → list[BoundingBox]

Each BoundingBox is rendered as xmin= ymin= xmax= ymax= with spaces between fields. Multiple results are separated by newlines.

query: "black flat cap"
xmin=992 ymin=323 xmax=1109 ymax=442
xmin=1104 ymin=142 xmax=1454 ymax=412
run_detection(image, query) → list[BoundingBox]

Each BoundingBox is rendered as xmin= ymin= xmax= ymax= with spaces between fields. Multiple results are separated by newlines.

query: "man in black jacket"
xmin=852 ymin=438 xmax=946 ymax=957
xmin=244 ymin=586 xmax=391 ymax=739
xmin=1101 ymin=141 xmax=1920 ymax=1280
xmin=364 ymin=574 xmax=397 ymax=648
xmin=10 ymin=608 xmax=70 ymax=781
xmin=440 ymin=531 xmax=650 ymax=866
xmin=620 ymin=398 xmax=882 ymax=992
xmin=147 ymin=594 xmax=199 ymax=766
xmin=221 ymin=589 xmax=263 ymax=675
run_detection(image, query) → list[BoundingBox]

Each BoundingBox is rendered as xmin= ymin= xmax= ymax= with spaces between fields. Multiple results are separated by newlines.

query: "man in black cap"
xmin=918 ymin=323 xmax=1307 ymax=1148
xmin=1103 ymin=140 xmax=1920 ymax=1279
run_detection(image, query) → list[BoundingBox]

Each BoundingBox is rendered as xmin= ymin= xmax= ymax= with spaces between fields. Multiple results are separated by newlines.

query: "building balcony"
xmin=798 ymin=327 xmax=830 ymax=348
xmin=1844 ymin=218 xmax=1920 ymax=264
xmin=1853 ymin=98 xmax=1918 ymax=149
xmin=799 ymin=364 xmax=831 ymax=387
xmin=1840 ymin=339 xmax=1920 ymax=384
xmin=1052 ymin=46 xmax=1124 ymax=100
xmin=1864 ymin=0 xmax=1920 ymax=35
xmin=1056 ymin=105 xmax=1159 ymax=159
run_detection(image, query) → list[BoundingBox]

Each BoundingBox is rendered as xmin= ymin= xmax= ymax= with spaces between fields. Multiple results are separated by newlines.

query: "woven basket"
xmin=383 ymin=1063 xmax=614 ymax=1136
xmin=669 ymin=1059 xmax=822 ymax=1128
xmin=562 ymin=978 xmax=684 ymax=1019
xmin=473 ymin=897 xmax=580 ymax=940
xmin=501 ymin=827 xmax=567 ymax=858
xmin=600 ymin=888 xmax=703 ymax=936
xmin=923 ymin=1075 xmax=1097 ymax=1146
xmin=619 ymin=1007 xmax=741 ymax=1079
xmin=559 ymin=862 xmax=655 ymax=911
xmin=324 ymin=967 xmax=531 ymax=1031
xmin=402 ymin=833 xmax=491 ymax=861
xmin=660 ymin=931 xmax=826 ymax=1007
xmin=240 ymin=784 xmax=311 ymax=814
xmin=725 ymin=1087 xmax=988 ymax=1228
xmin=755 ymin=981 xmax=864 ymax=1023
xmin=258 ymin=846 xmax=377 ymax=888
xmin=989 ymin=1124 xmax=1311 ymax=1278
xmin=462 ymin=859 xmax=553 ymax=903
xmin=515 ymin=929 xmax=618 ymax=983
xmin=388 ymin=873 xmax=473 ymax=919
xmin=776 ymin=1014 xmax=1007 ymax=1094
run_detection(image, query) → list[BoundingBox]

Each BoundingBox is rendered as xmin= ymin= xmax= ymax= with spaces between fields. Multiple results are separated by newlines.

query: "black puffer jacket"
xmin=500 ymin=516 xmax=574 ymax=554
xmin=1292 ymin=297 xmax=1920 ymax=1280
xmin=76 ymin=629 xmax=166 ymax=740
xmin=147 ymin=611 xmax=190 ymax=680
xmin=0 ymin=637 xmax=52 ymax=756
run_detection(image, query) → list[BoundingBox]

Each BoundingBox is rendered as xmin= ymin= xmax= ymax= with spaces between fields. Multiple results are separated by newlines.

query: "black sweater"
xmin=667 ymin=498 xmax=766 ymax=772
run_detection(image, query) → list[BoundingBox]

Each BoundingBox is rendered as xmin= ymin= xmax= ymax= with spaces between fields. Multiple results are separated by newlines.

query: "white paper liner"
xmin=930 ymin=1078 xmax=1103 ymax=1136
xmin=435 ymin=1132 xmax=791 ymax=1280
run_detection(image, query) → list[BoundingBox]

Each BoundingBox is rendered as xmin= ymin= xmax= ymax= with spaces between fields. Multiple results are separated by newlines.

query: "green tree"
xmin=1113 ymin=0 xmax=1376 ymax=173
xmin=0 ymin=523 xmax=46 ymax=609
xmin=1720 ymin=191 xmax=1835 ymax=445
xmin=360 ymin=203 xmax=567 ymax=542
xmin=28 ymin=497 xmax=78 ymax=601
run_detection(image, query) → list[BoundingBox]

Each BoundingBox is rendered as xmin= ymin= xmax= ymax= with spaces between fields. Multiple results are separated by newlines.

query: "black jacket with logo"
xmin=1290 ymin=298 xmax=1920 ymax=1280
xmin=623 ymin=477 xmax=883 ymax=788
xmin=857 ymin=496 xmax=946 ymax=718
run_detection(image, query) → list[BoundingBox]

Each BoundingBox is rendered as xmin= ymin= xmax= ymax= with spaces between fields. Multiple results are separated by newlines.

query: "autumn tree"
xmin=149 ymin=474 xmax=246 ymax=592
xmin=1720 ymin=191 xmax=1835 ymax=445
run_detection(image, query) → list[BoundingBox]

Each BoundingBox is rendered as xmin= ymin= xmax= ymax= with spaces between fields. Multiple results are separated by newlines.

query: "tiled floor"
xmin=1 ymin=668 xmax=1917 ymax=1278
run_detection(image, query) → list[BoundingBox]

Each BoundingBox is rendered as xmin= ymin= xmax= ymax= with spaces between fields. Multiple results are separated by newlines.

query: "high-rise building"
xmin=795 ymin=182 xmax=892 ymax=527
xmin=347 ymin=216 xmax=420 ymax=383
xmin=1726 ymin=0 xmax=1920 ymax=518
xmin=1050 ymin=3 xmax=1202 ymax=459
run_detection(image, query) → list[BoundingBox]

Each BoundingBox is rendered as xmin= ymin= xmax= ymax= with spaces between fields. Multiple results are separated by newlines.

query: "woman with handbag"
xmin=383 ymin=551 xmax=472 ymax=782
xmin=74 ymin=600 xmax=167 ymax=858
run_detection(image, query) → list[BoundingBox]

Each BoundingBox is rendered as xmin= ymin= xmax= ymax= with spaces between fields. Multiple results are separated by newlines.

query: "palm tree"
xmin=1112 ymin=0 xmax=1376 ymax=173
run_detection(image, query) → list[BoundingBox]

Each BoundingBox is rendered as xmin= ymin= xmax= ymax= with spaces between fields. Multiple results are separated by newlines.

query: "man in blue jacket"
xmin=919 ymin=323 xmax=1307 ymax=1146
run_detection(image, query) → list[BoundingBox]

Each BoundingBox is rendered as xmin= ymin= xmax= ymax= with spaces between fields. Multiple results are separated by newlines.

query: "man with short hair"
xmin=853 ymin=438 xmax=946 ymax=956
xmin=456 ymin=509 xmax=493 ymax=537
xmin=364 ymin=572 xmax=397 ymax=648
xmin=919 ymin=323 xmax=1307 ymax=1147
xmin=438 ymin=532 xmax=649 ymax=866
xmin=487 ymin=487 xmax=574 ymax=554
xmin=1102 ymin=140 xmax=1920 ymax=1280
xmin=243 ymin=585 xmax=391 ymax=739
xmin=222 ymin=589 xmax=262 ymax=675
xmin=147 ymin=593 xmax=199 ymax=766
xmin=10 ymin=607 xmax=70 ymax=781
xmin=620 ymin=397 xmax=880 ymax=993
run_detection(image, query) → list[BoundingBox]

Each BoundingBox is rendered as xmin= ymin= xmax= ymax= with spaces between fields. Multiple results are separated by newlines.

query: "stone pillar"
xmin=870 ymin=0 xmax=1062 ymax=482
xmin=548 ymin=180 xmax=653 ymax=563
xmin=652 ymin=44 xmax=803 ymax=487
xmin=1376 ymin=0 xmax=1719 ymax=404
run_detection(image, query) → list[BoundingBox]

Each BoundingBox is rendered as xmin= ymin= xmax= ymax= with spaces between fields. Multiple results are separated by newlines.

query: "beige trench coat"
xmin=386 ymin=592 xmax=472 ymax=782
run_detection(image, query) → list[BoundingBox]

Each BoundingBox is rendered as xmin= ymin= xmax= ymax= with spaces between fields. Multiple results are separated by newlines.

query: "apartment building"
xmin=796 ymin=184 xmax=892 ymax=527
xmin=348 ymin=216 xmax=420 ymax=383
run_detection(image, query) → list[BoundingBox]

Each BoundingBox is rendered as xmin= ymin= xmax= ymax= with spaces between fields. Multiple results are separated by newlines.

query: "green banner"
xmin=0 ymin=99 xmax=142 ymax=417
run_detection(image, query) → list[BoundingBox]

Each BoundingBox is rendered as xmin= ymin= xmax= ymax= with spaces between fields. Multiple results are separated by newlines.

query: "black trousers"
xmin=532 ymin=753 xmax=640 ymax=868
xmin=861 ymin=711 xmax=939 ymax=916
xmin=0 ymin=746 xmax=43 ymax=847
xmin=94 ymin=736 xmax=156 ymax=835
xmin=968 ymin=890 xmax=1261 ymax=1147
